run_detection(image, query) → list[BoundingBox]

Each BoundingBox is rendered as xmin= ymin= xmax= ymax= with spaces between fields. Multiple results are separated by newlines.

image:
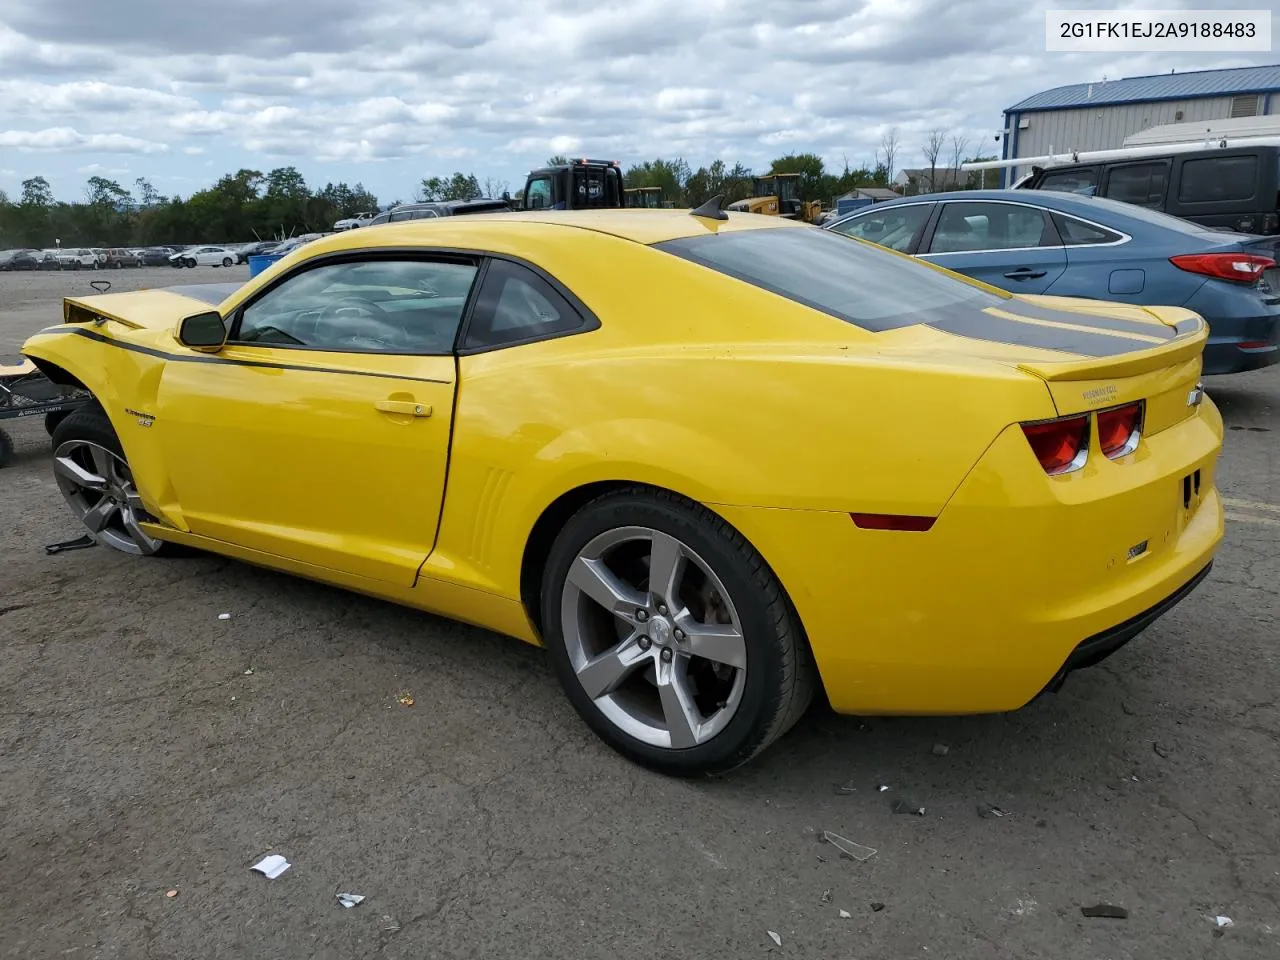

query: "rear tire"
xmin=540 ymin=487 xmax=815 ymax=776
xmin=221 ymin=257 xmax=233 ymax=267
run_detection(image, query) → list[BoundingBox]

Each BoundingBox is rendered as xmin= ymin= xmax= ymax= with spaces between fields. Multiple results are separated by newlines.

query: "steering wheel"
xmin=314 ymin=296 xmax=398 ymax=348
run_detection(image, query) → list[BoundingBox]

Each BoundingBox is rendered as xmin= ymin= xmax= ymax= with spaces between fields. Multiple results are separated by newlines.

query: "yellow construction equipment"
xmin=726 ymin=173 xmax=822 ymax=221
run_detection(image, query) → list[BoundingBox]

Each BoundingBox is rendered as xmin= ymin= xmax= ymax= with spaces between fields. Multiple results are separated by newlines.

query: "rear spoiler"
xmin=1016 ymin=318 xmax=1207 ymax=382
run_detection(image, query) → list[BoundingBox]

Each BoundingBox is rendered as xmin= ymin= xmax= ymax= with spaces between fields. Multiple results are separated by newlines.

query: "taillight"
xmin=1096 ymin=401 xmax=1144 ymax=459
xmin=1021 ymin=415 xmax=1089 ymax=475
xmin=1169 ymin=253 xmax=1275 ymax=283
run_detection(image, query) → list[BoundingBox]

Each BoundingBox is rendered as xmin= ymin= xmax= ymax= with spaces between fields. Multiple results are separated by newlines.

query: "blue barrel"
xmin=248 ymin=253 xmax=285 ymax=278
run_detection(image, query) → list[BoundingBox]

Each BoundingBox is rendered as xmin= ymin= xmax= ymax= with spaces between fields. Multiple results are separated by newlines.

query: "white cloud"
xmin=0 ymin=127 xmax=169 ymax=153
xmin=0 ymin=0 xmax=1272 ymax=202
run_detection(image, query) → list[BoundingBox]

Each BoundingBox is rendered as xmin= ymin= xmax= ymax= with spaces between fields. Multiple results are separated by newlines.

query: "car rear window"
xmin=655 ymin=226 xmax=1009 ymax=332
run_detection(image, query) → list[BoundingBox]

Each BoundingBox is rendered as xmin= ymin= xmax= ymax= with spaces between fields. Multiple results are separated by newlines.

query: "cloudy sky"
xmin=0 ymin=0 xmax=1273 ymax=205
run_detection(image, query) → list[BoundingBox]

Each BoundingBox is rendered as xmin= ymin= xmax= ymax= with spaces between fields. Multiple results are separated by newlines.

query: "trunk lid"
xmin=882 ymin=293 xmax=1210 ymax=435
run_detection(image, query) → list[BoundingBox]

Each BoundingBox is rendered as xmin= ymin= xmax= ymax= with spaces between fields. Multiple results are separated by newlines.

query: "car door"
xmin=153 ymin=254 xmax=479 ymax=585
xmin=826 ymin=203 xmax=934 ymax=253
xmin=918 ymin=200 xmax=1066 ymax=294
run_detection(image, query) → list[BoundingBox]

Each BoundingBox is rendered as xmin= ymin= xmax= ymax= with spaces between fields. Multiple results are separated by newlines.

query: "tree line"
xmin=0 ymin=168 xmax=379 ymax=249
xmin=1 ymin=133 xmax=996 ymax=248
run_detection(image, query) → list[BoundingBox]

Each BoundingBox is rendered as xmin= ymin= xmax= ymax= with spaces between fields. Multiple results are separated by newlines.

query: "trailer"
xmin=0 ymin=356 xmax=90 ymax=468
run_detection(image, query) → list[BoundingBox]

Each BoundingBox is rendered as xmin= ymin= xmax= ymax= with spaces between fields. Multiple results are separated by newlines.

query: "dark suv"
xmin=366 ymin=198 xmax=510 ymax=226
xmin=1019 ymin=145 xmax=1280 ymax=235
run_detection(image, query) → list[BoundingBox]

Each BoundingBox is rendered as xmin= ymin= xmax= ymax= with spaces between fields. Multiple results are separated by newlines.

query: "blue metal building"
xmin=999 ymin=64 xmax=1280 ymax=185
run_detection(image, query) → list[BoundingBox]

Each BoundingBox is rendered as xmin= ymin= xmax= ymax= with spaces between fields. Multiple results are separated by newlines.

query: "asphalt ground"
xmin=1 ymin=266 xmax=1277 ymax=959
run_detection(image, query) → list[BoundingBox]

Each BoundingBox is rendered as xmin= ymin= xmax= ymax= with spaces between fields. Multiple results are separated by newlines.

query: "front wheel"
xmin=50 ymin=407 xmax=167 ymax=556
xmin=540 ymin=487 xmax=815 ymax=776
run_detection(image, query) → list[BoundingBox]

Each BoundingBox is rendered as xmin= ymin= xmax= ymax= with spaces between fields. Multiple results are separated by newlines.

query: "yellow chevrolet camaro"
xmin=21 ymin=207 xmax=1224 ymax=775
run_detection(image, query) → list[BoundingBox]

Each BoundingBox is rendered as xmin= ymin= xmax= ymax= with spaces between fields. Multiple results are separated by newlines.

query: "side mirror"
xmin=178 ymin=311 xmax=227 ymax=352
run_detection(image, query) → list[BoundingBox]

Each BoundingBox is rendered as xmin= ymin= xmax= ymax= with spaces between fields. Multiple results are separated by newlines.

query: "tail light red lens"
xmin=1169 ymin=253 xmax=1275 ymax=283
xmin=1021 ymin=415 xmax=1089 ymax=475
xmin=1096 ymin=401 xmax=1144 ymax=459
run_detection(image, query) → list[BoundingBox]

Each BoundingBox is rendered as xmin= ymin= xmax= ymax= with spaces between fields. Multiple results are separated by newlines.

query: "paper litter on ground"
xmin=250 ymin=854 xmax=290 ymax=879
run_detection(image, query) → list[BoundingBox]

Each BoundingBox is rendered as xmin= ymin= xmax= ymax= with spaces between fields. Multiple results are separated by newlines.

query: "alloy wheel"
xmin=53 ymin=439 xmax=163 ymax=555
xmin=559 ymin=525 xmax=748 ymax=749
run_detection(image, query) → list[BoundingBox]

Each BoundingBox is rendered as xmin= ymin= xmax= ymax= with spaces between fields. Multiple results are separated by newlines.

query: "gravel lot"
xmin=1 ymin=267 xmax=1277 ymax=959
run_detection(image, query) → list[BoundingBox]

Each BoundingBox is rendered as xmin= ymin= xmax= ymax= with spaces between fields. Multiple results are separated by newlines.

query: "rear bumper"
xmin=1203 ymin=336 xmax=1279 ymax=375
xmin=715 ymin=400 xmax=1224 ymax=715
xmin=1042 ymin=560 xmax=1212 ymax=691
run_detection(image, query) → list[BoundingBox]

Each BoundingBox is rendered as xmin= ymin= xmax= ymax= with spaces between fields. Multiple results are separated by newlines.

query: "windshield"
xmin=656 ymin=226 xmax=1009 ymax=332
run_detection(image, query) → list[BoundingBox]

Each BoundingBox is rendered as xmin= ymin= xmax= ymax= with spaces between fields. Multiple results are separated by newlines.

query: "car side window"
xmin=233 ymin=258 xmax=479 ymax=354
xmin=1178 ymin=156 xmax=1258 ymax=203
xmin=829 ymin=205 xmax=931 ymax=252
xmin=1037 ymin=169 xmax=1098 ymax=195
xmin=1051 ymin=213 xmax=1123 ymax=246
xmin=463 ymin=260 xmax=585 ymax=350
xmin=1104 ymin=161 xmax=1169 ymax=208
xmin=928 ymin=203 xmax=1050 ymax=253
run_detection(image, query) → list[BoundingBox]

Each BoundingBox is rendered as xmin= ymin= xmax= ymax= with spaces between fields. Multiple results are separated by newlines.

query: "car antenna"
xmin=689 ymin=194 xmax=728 ymax=221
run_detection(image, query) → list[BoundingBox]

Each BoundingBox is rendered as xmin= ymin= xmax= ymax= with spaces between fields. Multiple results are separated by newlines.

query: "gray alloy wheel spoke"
xmin=568 ymin=556 xmax=647 ymax=622
xmin=82 ymin=496 xmax=118 ymax=532
xmin=647 ymin=532 xmax=686 ymax=610
xmin=119 ymin=505 xmax=158 ymax=552
xmin=53 ymin=454 xmax=106 ymax=490
xmin=676 ymin=615 xmax=747 ymax=669
xmin=576 ymin=634 xmax=650 ymax=700
xmin=88 ymin=444 xmax=120 ymax=485
xmin=657 ymin=658 xmax=702 ymax=749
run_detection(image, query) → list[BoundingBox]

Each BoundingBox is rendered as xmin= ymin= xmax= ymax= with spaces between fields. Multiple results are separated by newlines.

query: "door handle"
xmin=374 ymin=399 xmax=432 ymax=417
xmin=1004 ymin=268 xmax=1047 ymax=280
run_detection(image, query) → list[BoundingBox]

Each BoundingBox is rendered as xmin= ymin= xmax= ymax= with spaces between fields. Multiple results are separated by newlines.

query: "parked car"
xmin=104 ymin=248 xmax=139 ymax=269
xmin=264 ymin=236 xmax=325 ymax=257
xmin=365 ymin=198 xmax=510 ymax=226
xmin=236 ymin=240 xmax=279 ymax=264
xmin=130 ymin=247 xmax=172 ymax=267
xmin=53 ymin=248 xmax=97 ymax=270
xmin=37 ymin=250 xmax=62 ymax=270
xmin=1017 ymin=145 xmax=1280 ymax=236
xmin=23 ymin=209 xmax=1223 ymax=774
xmin=334 ymin=212 xmax=375 ymax=230
xmin=0 ymin=249 xmax=42 ymax=270
xmin=824 ymin=189 xmax=1280 ymax=375
xmin=169 ymin=246 xmax=239 ymax=268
